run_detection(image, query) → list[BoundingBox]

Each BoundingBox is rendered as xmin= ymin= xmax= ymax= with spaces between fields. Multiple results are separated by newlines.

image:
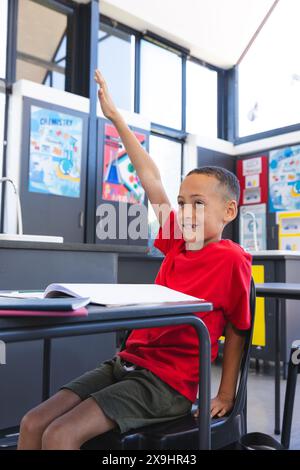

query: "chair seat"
xmin=81 ymin=411 xmax=228 ymax=450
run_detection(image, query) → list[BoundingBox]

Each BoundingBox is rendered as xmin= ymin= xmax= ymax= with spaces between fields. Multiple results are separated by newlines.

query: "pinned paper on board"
xmin=280 ymin=236 xmax=300 ymax=251
xmin=245 ymin=174 xmax=259 ymax=189
xmin=242 ymin=157 xmax=262 ymax=176
xmin=239 ymin=203 xmax=267 ymax=251
xmin=243 ymin=187 xmax=261 ymax=205
xmin=277 ymin=211 xmax=300 ymax=251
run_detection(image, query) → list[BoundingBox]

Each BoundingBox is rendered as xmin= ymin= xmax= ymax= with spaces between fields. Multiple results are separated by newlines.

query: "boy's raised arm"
xmin=94 ymin=69 xmax=172 ymax=227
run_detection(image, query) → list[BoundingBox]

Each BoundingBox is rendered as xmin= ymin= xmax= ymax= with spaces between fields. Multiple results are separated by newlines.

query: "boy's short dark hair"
xmin=186 ymin=166 xmax=240 ymax=203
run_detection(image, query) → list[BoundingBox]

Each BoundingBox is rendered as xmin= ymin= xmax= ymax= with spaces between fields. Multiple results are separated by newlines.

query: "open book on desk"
xmin=42 ymin=283 xmax=204 ymax=307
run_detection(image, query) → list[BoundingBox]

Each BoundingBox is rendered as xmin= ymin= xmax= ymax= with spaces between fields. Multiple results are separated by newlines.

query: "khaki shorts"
xmin=60 ymin=355 xmax=192 ymax=434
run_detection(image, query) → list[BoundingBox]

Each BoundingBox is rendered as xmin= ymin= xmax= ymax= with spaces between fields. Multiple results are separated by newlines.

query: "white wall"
xmin=101 ymin=0 xmax=274 ymax=69
xmin=182 ymin=128 xmax=300 ymax=172
xmin=234 ymin=130 xmax=300 ymax=156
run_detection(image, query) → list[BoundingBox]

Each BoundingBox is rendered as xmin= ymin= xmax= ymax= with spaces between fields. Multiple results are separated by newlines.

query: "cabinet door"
xmin=95 ymin=119 xmax=149 ymax=247
xmin=49 ymin=333 xmax=116 ymax=396
xmin=0 ymin=341 xmax=43 ymax=430
xmin=20 ymin=98 xmax=88 ymax=243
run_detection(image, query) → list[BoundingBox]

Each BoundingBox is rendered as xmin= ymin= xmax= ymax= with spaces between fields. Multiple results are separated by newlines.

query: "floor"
xmin=211 ymin=359 xmax=300 ymax=450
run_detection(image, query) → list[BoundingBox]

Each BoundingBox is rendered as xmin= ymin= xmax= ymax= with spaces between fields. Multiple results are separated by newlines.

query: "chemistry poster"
xmin=269 ymin=145 xmax=300 ymax=212
xmin=29 ymin=106 xmax=83 ymax=198
xmin=102 ymin=123 xmax=146 ymax=204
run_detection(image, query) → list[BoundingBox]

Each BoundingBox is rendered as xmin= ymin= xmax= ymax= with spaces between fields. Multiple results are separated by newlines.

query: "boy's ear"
xmin=224 ymin=199 xmax=238 ymax=224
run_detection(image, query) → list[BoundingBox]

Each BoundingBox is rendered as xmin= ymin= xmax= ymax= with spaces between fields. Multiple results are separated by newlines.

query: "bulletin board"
xmin=236 ymin=155 xmax=269 ymax=206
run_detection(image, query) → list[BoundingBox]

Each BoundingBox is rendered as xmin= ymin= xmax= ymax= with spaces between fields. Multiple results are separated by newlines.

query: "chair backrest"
xmin=227 ymin=276 xmax=256 ymax=418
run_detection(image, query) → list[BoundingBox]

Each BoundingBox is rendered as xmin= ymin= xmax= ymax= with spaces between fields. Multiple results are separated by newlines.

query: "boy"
xmin=17 ymin=70 xmax=252 ymax=450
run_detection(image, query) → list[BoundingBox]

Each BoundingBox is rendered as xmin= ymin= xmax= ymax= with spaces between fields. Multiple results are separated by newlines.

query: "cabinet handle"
xmin=79 ymin=211 xmax=84 ymax=228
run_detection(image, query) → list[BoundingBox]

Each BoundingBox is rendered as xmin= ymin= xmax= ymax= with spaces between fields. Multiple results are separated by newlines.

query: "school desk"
xmin=256 ymin=282 xmax=300 ymax=435
xmin=0 ymin=299 xmax=213 ymax=450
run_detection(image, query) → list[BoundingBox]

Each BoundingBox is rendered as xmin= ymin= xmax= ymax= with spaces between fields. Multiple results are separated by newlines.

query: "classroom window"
xmin=148 ymin=135 xmax=182 ymax=238
xmin=43 ymin=36 xmax=66 ymax=90
xmin=140 ymin=40 xmax=182 ymax=129
xmin=0 ymin=0 xmax=8 ymax=79
xmin=98 ymin=24 xmax=135 ymax=112
xmin=238 ymin=0 xmax=300 ymax=137
xmin=186 ymin=59 xmax=218 ymax=138
xmin=16 ymin=0 xmax=67 ymax=90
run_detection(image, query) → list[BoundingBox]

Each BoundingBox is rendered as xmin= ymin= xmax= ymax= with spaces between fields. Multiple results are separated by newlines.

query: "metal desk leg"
xmin=274 ymin=298 xmax=281 ymax=435
xmin=281 ymin=344 xmax=299 ymax=449
xmin=42 ymin=338 xmax=51 ymax=401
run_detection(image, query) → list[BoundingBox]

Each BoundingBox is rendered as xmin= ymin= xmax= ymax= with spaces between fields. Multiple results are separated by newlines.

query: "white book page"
xmin=43 ymin=283 xmax=204 ymax=306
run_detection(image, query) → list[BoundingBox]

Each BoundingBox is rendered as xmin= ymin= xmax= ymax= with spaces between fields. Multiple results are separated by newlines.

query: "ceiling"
xmin=99 ymin=0 xmax=277 ymax=69
xmin=17 ymin=0 xmax=279 ymax=81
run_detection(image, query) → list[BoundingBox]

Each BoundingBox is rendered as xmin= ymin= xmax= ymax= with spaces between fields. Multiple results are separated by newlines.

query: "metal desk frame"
xmin=0 ymin=300 xmax=212 ymax=450
xmin=256 ymin=283 xmax=300 ymax=435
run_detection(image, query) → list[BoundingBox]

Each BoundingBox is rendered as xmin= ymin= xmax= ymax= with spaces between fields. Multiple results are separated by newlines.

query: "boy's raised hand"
xmin=94 ymin=70 xmax=171 ymax=224
xmin=94 ymin=69 xmax=119 ymax=122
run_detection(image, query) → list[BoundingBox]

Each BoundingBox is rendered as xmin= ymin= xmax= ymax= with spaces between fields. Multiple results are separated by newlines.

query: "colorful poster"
xmin=239 ymin=203 xmax=267 ymax=251
xmin=29 ymin=106 xmax=83 ymax=198
xmin=269 ymin=145 xmax=300 ymax=212
xmin=102 ymin=123 xmax=146 ymax=204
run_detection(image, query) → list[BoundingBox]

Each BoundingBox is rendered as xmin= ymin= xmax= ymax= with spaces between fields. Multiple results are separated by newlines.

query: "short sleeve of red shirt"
xmin=153 ymin=209 xmax=183 ymax=256
xmin=223 ymin=252 xmax=252 ymax=330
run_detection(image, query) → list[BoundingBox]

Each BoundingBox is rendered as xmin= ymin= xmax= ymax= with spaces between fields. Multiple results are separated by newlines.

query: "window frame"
xmin=43 ymin=30 xmax=67 ymax=88
xmin=99 ymin=14 xmax=223 ymax=146
xmin=185 ymin=55 xmax=220 ymax=140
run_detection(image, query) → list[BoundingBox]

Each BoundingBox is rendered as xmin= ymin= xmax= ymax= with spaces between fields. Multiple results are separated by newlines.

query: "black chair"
xmin=82 ymin=277 xmax=256 ymax=450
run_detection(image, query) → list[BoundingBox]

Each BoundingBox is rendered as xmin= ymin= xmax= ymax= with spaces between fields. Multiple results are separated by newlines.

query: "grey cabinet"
xmin=0 ymin=341 xmax=44 ymax=430
xmin=49 ymin=334 xmax=115 ymax=396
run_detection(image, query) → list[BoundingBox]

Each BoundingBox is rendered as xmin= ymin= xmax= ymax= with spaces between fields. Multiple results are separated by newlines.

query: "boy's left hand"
xmin=193 ymin=393 xmax=234 ymax=418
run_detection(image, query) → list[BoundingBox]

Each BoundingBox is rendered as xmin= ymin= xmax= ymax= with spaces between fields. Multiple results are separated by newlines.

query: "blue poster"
xmin=29 ymin=106 xmax=83 ymax=198
xmin=269 ymin=145 xmax=300 ymax=212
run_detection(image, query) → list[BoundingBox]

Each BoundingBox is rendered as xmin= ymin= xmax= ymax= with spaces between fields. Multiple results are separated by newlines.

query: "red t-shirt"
xmin=118 ymin=210 xmax=252 ymax=403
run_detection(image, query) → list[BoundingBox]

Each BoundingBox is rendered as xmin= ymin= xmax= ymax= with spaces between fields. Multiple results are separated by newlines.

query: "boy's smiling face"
xmin=177 ymin=173 xmax=238 ymax=250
